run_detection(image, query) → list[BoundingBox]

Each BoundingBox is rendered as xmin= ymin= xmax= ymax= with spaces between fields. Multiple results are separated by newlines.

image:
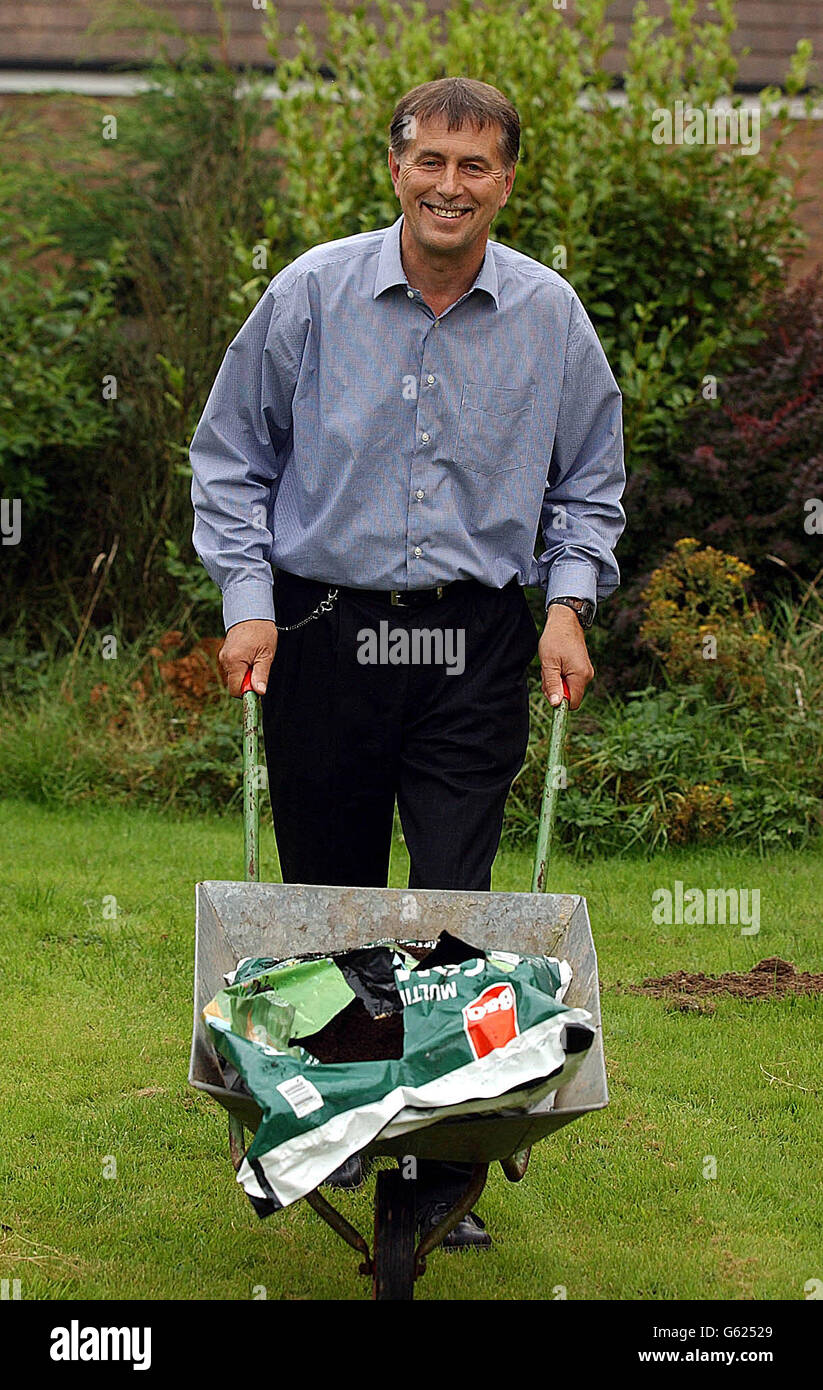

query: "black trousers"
xmin=261 ymin=567 xmax=539 ymax=1202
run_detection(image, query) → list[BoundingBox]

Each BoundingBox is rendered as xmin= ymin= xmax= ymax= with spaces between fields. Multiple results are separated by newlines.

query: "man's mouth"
xmin=422 ymin=202 xmax=472 ymax=221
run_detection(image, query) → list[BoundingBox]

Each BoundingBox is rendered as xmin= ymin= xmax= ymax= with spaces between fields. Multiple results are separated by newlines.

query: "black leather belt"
xmin=338 ymin=581 xmax=458 ymax=608
xmin=275 ymin=569 xmax=481 ymax=612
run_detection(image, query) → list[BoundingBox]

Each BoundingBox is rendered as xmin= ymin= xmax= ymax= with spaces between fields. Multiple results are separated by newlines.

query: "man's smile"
xmin=421 ymin=201 xmax=473 ymax=221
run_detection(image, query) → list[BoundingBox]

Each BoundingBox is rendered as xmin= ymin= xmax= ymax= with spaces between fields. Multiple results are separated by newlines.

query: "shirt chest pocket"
xmin=453 ymin=382 xmax=536 ymax=477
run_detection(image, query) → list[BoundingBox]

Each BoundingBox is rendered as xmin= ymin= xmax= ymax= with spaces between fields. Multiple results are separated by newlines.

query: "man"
xmin=190 ymin=76 xmax=625 ymax=1248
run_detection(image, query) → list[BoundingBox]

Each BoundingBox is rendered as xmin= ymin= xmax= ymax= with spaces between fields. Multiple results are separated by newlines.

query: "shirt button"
xmin=406 ymin=289 xmax=414 ymax=298
xmin=420 ymin=432 xmax=430 ymax=443
xmin=415 ymin=489 xmax=425 ymax=499
xmin=426 ymin=374 xmax=435 ymax=384
xmin=432 ymin=320 xmax=439 ymax=327
xmin=413 ymin=546 xmax=423 ymax=558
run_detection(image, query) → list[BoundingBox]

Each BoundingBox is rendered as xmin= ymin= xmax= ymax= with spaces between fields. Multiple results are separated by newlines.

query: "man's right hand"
xmin=218 ymin=619 xmax=278 ymax=697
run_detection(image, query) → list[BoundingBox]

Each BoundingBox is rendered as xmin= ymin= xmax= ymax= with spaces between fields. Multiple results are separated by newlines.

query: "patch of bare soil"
xmin=629 ymin=957 xmax=823 ymax=1013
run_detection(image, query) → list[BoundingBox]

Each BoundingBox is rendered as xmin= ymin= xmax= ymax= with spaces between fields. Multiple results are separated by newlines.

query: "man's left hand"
xmin=538 ymin=604 xmax=594 ymax=711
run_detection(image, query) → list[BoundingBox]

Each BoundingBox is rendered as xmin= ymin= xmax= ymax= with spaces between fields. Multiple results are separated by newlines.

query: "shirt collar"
xmin=373 ymin=213 xmax=500 ymax=309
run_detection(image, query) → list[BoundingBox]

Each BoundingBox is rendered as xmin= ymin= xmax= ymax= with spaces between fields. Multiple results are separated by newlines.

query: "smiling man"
xmin=391 ymin=114 xmax=509 ymax=313
xmin=190 ymin=76 xmax=625 ymax=1250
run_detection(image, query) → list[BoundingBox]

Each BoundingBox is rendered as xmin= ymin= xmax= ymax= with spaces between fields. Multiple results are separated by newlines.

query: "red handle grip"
xmin=561 ymin=677 xmax=571 ymax=702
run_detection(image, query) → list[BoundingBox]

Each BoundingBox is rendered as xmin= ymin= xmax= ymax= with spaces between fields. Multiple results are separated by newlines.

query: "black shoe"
xmin=417 ymin=1200 xmax=492 ymax=1251
xmin=322 ymin=1154 xmax=371 ymax=1190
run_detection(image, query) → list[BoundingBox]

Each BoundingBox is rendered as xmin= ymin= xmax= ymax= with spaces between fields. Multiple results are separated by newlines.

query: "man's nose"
xmin=435 ymin=164 xmax=465 ymax=198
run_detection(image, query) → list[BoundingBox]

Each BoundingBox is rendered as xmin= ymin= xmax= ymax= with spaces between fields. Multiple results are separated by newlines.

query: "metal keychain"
xmin=275 ymin=587 xmax=339 ymax=631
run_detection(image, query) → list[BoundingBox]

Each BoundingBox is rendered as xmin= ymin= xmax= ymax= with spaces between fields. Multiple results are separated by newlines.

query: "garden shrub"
xmin=10 ymin=0 xmax=811 ymax=646
xmin=604 ymin=268 xmax=823 ymax=688
xmin=0 ymin=625 xmax=247 ymax=814
xmin=620 ymin=270 xmax=823 ymax=599
xmin=0 ymin=155 xmax=121 ymax=589
xmin=248 ymin=0 xmax=811 ymax=466
xmin=1 ymin=567 xmax=819 ymax=854
xmin=2 ymin=24 xmax=278 ymax=641
xmin=637 ymin=539 xmax=772 ymax=700
xmin=507 ymin=564 xmax=823 ymax=855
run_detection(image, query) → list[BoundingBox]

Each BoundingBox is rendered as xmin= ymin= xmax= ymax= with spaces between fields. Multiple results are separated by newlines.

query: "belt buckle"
xmin=390 ymin=584 xmax=445 ymax=607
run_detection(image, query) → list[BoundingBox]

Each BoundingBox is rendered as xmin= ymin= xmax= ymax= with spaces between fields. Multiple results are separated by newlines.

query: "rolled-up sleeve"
xmin=189 ymin=287 xmax=293 ymax=630
xmin=537 ymin=294 xmax=626 ymax=611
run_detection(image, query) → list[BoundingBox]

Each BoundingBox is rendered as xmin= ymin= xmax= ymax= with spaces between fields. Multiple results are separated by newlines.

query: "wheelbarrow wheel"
xmin=372 ymin=1169 xmax=416 ymax=1301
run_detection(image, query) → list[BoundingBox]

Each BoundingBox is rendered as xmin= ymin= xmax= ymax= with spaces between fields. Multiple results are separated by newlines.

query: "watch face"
xmin=552 ymin=596 xmax=594 ymax=628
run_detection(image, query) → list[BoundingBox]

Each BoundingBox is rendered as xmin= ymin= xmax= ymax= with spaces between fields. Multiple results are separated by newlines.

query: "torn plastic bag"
xmin=203 ymin=931 xmax=594 ymax=1214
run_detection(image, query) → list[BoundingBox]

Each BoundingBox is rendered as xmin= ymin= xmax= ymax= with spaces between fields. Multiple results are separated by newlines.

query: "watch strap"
xmin=547 ymin=595 xmax=596 ymax=629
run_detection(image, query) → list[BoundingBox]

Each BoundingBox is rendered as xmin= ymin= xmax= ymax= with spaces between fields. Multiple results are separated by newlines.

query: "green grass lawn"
xmin=1 ymin=797 xmax=821 ymax=1301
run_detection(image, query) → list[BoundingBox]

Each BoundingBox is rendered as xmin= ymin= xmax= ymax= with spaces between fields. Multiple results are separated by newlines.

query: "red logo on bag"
xmin=462 ymin=983 xmax=519 ymax=1060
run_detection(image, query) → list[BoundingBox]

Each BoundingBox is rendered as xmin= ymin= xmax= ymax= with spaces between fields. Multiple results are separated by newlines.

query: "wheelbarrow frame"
xmin=188 ymin=670 xmax=608 ymax=1297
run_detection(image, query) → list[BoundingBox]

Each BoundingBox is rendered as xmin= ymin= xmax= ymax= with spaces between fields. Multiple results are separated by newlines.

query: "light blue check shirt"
xmin=190 ymin=213 xmax=625 ymax=630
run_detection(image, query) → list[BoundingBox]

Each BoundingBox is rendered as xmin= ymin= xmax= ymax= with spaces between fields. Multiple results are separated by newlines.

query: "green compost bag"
xmin=203 ymin=931 xmax=594 ymax=1212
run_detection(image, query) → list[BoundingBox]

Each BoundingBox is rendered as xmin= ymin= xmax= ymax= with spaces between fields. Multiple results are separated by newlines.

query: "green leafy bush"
xmin=3 ymin=18 xmax=278 ymax=641
xmin=2 ymin=571 xmax=819 ymax=856
xmin=625 ymin=270 xmax=823 ymax=595
xmin=508 ymin=574 xmax=823 ymax=855
xmin=249 ymin=0 xmax=811 ymax=463
xmin=2 ymin=0 xmax=815 ymax=667
xmin=0 ymin=152 xmax=121 ymax=520
xmin=0 ymin=626 xmax=248 ymax=814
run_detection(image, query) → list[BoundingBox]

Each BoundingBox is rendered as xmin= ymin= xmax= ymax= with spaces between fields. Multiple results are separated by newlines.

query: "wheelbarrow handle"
xmin=530 ymin=677 xmax=571 ymax=894
xmin=240 ymin=666 xmax=569 ymax=891
xmin=240 ymin=668 xmax=260 ymax=882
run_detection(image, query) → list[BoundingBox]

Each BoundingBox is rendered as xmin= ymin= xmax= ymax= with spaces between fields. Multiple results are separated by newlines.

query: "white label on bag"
xmin=276 ymin=1075 xmax=324 ymax=1118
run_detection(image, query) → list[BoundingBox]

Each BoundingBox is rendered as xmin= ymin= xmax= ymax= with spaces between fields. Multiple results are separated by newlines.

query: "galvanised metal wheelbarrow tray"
xmin=188 ymin=672 xmax=608 ymax=1299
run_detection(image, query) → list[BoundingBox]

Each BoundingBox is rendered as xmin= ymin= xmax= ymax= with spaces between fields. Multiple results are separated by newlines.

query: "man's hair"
xmin=389 ymin=77 xmax=520 ymax=171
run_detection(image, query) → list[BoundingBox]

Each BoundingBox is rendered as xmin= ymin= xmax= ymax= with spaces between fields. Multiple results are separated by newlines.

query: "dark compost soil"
xmin=628 ymin=956 xmax=823 ymax=1012
xmin=294 ymin=941 xmax=442 ymax=1062
xmin=297 ymin=997 xmax=404 ymax=1063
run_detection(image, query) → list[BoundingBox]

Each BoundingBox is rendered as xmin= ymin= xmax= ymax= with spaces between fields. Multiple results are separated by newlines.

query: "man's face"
xmin=387 ymin=114 xmax=515 ymax=261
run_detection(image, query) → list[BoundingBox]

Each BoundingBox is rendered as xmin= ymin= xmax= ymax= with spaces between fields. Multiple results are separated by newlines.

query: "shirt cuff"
xmin=222 ymin=579 xmax=276 ymax=631
xmin=545 ymin=562 xmax=599 ymax=610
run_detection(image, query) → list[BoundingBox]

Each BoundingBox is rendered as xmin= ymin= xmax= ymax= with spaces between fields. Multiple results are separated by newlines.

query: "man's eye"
xmin=419 ymin=160 xmax=484 ymax=172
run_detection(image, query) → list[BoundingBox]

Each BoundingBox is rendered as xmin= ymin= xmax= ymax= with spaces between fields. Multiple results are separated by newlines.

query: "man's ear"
xmin=387 ymin=146 xmax=400 ymax=193
xmin=499 ymin=164 xmax=516 ymax=210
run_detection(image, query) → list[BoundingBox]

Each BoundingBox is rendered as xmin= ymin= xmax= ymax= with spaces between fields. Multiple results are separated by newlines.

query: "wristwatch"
xmin=547 ymin=595 xmax=596 ymax=630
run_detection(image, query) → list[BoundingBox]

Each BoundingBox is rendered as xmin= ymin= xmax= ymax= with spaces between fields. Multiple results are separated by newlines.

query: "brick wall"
xmin=2 ymin=1 xmax=821 ymax=88
xmin=601 ymin=0 xmax=821 ymax=88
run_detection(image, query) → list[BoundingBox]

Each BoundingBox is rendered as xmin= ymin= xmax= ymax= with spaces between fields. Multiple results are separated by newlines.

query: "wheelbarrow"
xmin=188 ymin=670 xmax=608 ymax=1299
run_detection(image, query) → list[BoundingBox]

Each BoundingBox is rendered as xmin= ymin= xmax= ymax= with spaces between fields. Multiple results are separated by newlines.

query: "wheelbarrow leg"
xmin=500 ymin=1147 xmax=531 ymax=1182
xmin=305 ymin=1189 xmax=373 ymax=1276
xmin=414 ymin=1164 xmax=489 ymax=1274
xmin=228 ymin=1113 xmax=245 ymax=1172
